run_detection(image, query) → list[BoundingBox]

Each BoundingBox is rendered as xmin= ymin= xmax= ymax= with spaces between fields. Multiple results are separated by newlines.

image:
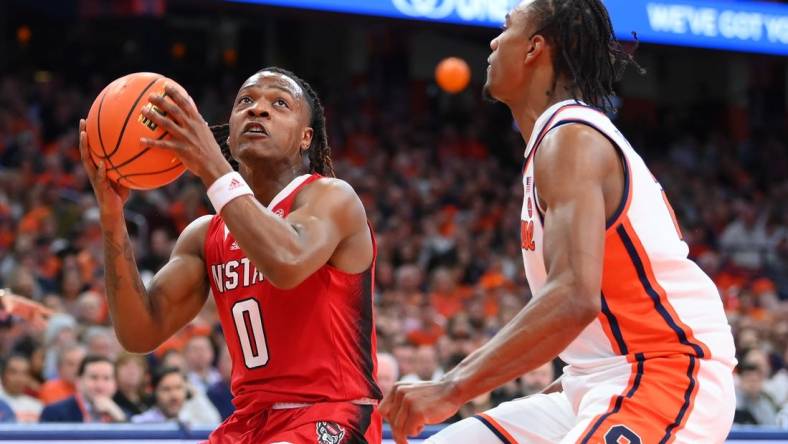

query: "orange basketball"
xmin=85 ymin=72 xmax=187 ymax=190
xmin=435 ymin=57 xmax=471 ymax=94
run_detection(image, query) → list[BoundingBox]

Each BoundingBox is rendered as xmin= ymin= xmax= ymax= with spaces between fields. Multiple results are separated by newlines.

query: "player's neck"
xmin=240 ymin=162 xmax=305 ymax=207
xmin=510 ymin=86 xmax=575 ymax=140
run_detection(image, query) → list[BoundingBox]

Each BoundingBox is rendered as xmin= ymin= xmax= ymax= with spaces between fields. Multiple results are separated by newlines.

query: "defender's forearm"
xmin=444 ymin=286 xmax=595 ymax=404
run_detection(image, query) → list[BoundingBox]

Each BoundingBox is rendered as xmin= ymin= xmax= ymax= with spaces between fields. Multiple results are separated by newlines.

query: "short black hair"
xmin=151 ymin=366 xmax=184 ymax=390
xmin=78 ymin=355 xmax=113 ymax=377
xmin=527 ymin=0 xmax=644 ymax=112
xmin=211 ymin=66 xmax=335 ymax=177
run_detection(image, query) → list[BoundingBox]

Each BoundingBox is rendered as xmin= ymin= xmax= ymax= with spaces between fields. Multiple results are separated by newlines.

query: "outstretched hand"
xmin=0 ymin=289 xmax=53 ymax=331
xmin=139 ymin=84 xmax=233 ymax=187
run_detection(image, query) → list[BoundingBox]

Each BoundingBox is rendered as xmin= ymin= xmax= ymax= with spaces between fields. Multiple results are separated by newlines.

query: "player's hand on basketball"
xmin=380 ymin=380 xmax=462 ymax=444
xmin=79 ymin=118 xmax=130 ymax=215
xmin=140 ymin=84 xmax=232 ymax=187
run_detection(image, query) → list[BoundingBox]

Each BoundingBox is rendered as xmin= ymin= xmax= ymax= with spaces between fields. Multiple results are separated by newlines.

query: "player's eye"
xmin=237 ymin=96 xmax=253 ymax=105
xmin=274 ymin=98 xmax=289 ymax=108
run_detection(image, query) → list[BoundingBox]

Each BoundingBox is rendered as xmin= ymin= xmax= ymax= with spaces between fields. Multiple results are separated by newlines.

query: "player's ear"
xmin=524 ymin=34 xmax=545 ymax=65
xmin=300 ymin=127 xmax=314 ymax=153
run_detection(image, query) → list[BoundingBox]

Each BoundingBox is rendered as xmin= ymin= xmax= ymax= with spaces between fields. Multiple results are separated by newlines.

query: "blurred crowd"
xmin=0 ymin=65 xmax=785 ymax=428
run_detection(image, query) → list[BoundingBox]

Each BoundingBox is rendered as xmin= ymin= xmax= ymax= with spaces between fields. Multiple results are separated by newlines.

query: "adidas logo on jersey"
xmin=230 ymin=241 xmax=240 ymax=251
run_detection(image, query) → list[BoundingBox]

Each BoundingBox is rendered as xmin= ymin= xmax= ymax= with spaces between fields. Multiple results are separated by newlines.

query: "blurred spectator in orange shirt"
xmin=39 ymin=343 xmax=85 ymax=405
xmin=429 ymin=268 xmax=472 ymax=319
xmin=406 ymin=303 xmax=445 ymax=347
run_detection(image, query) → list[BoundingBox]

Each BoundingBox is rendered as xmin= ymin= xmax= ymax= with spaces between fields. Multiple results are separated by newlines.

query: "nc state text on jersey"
xmin=210 ymin=257 xmax=265 ymax=293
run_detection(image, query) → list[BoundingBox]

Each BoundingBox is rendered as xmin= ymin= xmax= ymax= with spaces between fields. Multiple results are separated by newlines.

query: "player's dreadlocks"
xmin=209 ymin=123 xmax=237 ymax=171
xmin=528 ymin=0 xmax=644 ymax=113
xmin=210 ymin=67 xmax=335 ymax=177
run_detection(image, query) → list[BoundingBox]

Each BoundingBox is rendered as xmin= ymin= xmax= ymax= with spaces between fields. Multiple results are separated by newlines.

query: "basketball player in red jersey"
xmin=78 ymin=67 xmax=382 ymax=443
xmin=382 ymin=1 xmax=736 ymax=443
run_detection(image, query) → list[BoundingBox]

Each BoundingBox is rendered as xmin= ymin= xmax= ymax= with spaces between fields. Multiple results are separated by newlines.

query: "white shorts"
xmin=427 ymin=356 xmax=735 ymax=444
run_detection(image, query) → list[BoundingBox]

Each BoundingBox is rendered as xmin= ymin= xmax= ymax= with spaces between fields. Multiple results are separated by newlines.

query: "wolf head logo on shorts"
xmin=316 ymin=421 xmax=346 ymax=444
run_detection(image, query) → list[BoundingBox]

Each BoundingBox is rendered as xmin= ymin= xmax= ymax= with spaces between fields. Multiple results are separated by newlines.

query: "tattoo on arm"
xmin=103 ymin=229 xmax=149 ymax=310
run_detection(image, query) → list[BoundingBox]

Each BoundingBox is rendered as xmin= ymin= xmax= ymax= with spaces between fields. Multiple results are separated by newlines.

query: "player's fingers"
xmin=96 ymin=160 xmax=119 ymax=193
xmin=37 ymin=304 xmax=54 ymax=318
xmin=405 ymin=412 xmax=425 ymax=438
xmin=1 ymin=294 xmax=16 ymax=312
xmin=107 ymin=176 xmax=131 ymax=202
xmin=109 ymin=180 xmax=131 ymax=202
xmin=391 ymin=393 xmax=412 ymax=443
xmin=392 ymin=419 xmax=409 ymax=444
xmin=390 ymin=384 xmax=413 ymax=425
xmin=149 ymin=94 xmax=186 ymax=126
xmin=96 ymin=160 xmax=108 ymax=183
xmin=140 ymin=105 xmax=185 ymax=138
xmin=78 ymin=124 xmax=98 ymax=179
xmin=140 ymin=137 xmax=185 ymax=153
xmin=164 ymin=83 xmax=198 ymax=117
xmin=20 ymin=298 xmax=54 ymax=319
xmin=378 ymin=391 xmax=393 ymax=418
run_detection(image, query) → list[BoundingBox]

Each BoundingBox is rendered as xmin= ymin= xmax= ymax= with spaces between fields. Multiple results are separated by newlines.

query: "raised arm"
xmin=79 ymin=119 xmax=210 ymax=354
xmin=138 ymin=85 xmax=373 ymax=289
xmin=380 ymin=124 xmax=622 ymax=441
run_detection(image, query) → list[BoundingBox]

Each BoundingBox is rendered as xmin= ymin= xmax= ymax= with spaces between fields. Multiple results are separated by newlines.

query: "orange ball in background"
xmin=85 ymin=72 xmax=188 ymax=190
xmin=435 ymin=57 xmax=471 ymax=94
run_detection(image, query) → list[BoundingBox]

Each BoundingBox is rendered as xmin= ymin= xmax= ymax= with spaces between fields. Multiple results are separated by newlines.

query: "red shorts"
xmin=206 ymin=401 xmax=380 ymax=444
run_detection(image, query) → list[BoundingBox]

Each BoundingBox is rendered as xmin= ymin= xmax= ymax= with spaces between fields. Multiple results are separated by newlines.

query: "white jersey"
xmin=521 ymin=100 xmax=736 ymax=369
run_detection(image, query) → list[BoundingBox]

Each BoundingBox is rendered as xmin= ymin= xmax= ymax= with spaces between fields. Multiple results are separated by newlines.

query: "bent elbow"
xmin=264 ymin=265 xmax=305 ymax=290
xmin=567 ymin=290 xmax=601 ymax=326
xmin=266 ymin=277 xmax=299 ymax=290
xmin=116 ymin=332 xmax=159 ymax=354
xmin=258 ymin=249 xmax=308 ymax=290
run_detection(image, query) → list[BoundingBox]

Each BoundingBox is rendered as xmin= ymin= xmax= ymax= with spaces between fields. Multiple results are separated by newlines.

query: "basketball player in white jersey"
xmin=380 ymin=1 xmax=736 ymax=443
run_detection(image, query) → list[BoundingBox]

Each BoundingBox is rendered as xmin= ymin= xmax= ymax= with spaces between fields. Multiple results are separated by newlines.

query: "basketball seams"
xmin=106 ymin=131 xmax=169 ymax=172
xmin=94 ymin=89 xmax=109 ymax=161
xmin=88 ymin=73 xmax=186 ymax=190
xmin=108 ymin=76 xmax=162 ymax=158
xmin=96 ymin=76 xmax=161 ymax=178
xmin=118 ymin=161 xmax=184 ymax=179
xmin=117 ymin=176 xmax=141 ymax=189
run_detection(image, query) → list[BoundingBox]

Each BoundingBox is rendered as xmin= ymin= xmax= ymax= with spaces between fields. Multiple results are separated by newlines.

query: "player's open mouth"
xmin=242 ymin=121 xmax=269 ymax=137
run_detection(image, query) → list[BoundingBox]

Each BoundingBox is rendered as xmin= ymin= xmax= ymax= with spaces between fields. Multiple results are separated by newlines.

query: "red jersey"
xmin=203 ymin=174 xmax=381 ymax=417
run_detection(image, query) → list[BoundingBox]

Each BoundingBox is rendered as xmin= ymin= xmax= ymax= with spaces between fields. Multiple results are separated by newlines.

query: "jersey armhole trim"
xmin=323 ymin=221 xmax=377 ymax=277
xmin=203 ymin=215 xmax=221 ymax=267
xmin=531 ymin=119 xmax=632 ymax=230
